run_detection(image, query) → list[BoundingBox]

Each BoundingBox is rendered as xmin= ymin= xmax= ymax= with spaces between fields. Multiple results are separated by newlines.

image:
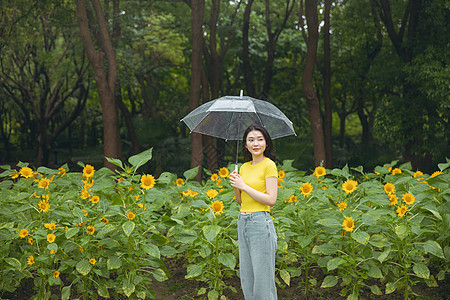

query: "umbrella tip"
xmin=240 ymin=90 xmax=243 ymax=98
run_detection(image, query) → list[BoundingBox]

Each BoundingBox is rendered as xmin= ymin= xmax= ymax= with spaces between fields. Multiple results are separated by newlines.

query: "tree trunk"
xmin=301 ymin=0 xmax=326 ymax=167
xmin=262 ymin=0 xmax=295 ymax=99
xmin=202 ymin=0 xmax=242 ymax=171
xmin=200 ymin=62 xmax=218 ymax=171
xmin=242 ymin=0 xmax=255 ymax=97
xmin=76 ymin=0 xmax=122 ymax=170
xmin=373 ymin=0 xmax=429 ymax=170
xmin=189 ymin=0 xmax=205 ymax=180
xmin=323 ymin=0 xmax=333 ymax=168
xmin=116 ymin=81 xmax=140 ymax=155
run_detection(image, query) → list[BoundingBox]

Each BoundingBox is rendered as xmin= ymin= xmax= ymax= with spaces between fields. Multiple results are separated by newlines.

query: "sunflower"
xmin=388 ymin=194 xmax=398 ymax=206
xmin=19 ymin=167 xmax=33 ymax=178
xmin=313 ymin=166 xmax=326 ymax=178
xmin=181 ymin=190 xmax=189 ymax=197
xmin=44 ymin=223 xmax=56 ymax=230
xmin=206 ymin=189 xmax=218 ymax=199
xmin=38 ymin=178 xmax=52 ymax=189
xmin=89 ymin=258 xmax=97 ymax=265
xmin=27 ymin=255 xmax=35 ymax=265
xmin=82 ymin=164 xmax=95 ymax=178
xmin=57 ymin=167 xmax=66 ymax=176
xmin=53 ymin=271 xmax=60 ymax=278
xmin=285 ymin=195 xmax=297 ymax=203
xmin=19 ymin=229 xmax=29 ymax=238
xmin=384 ymin=183 xmax=395 ymax=194
xmin=188 ymin=189 xmax=198 ymax=197
xmin=38 ymin=200 xmax=50 ymax=213
xmin=10 ymin=171 xmax=19 ymax=179
xmin=90 ymin=195 xmax=100 ymax=203
xmin=140 ymin=174 xmax=156 ymax=190
xmin=99 ymin=217 xmax=109 ymax=223
xmin=210 ymin=173 xmax=219 ymax=182
xmin=342 ymin=217 xmax=355 ymax=232
xmin=300 ymin=182 xmax=313 ymax=197
xmin=175 ymin=178 xmax=184 ymax=186
xmin=337 ymin=202 xmax=348 ymax=211
xmin=278 ymin=170 xmax=286 ymax=179
xmin=86 ymin=226 xmax=95 ymax=235
xmin=127 ymin=211 xmax=136 ymax=220
xmin=402 ymin=192 xmax=415 ymax=205
xmin=396 ymin=205 xmax=408 ymax=217
xmin=430 ymin=171 xmax=443 ymax=178
xmin=47 ymin=233 xmax=56 ymax=243
xmin=413 ymin=171 xmax=423 ymax=178
xmin=83 ymin=180 xmax=94 ymax=190
xmin=391 ymin=168 xmax=402 ymax=175
xmin=209 ymin=200 xmax=224 ymax=215
xmin=28 ymin=238 xmax=33 ymax=245
xmin=342 ymin=180 xmax=358 ymax=194
xmin=81 ymin=189 xmax=90 ymax=200
xmin=218 ymin=167 xmax=229 ymax=178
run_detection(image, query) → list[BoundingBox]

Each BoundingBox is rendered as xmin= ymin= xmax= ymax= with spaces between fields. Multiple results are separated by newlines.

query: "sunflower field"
xmin=0 ymin=148 xmax=448 ymax=300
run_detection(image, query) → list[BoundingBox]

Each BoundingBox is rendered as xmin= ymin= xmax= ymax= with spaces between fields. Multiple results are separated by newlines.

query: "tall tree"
xmin=261 ymin=0 xmax=296 ymax=99
xmin=76 ymin=0 xmax=123 ymax=169
xmin=242 ymin=0 xmax=296 ymax=99
xmin=242 ymin=0 xmax=256 ymax=97
xmin=371 ymin=0 xmax=447 ymax=171
xmin=322 ymin=0 xmax=333 ymax=168
xmin=300 ymin=0 xmax=326 ymax=166
xmin=188 ymin=0 xmax=205 ymax=180
xmin=331 ymin=0 xmax=383 ymax=161
xmin=201 ymin=0 xmax=242 ymax=171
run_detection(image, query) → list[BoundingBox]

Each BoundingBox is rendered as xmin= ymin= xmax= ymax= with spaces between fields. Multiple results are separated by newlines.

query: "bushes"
xmin=0 ymin=149 xmax=448 ymax=299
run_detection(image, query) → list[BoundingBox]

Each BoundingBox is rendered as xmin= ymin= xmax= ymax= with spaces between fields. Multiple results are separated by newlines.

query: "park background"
xmin=0 ymin=0 xmax=448 ymax=175
xmin=0 ymin=1 xmax=449 ymax=299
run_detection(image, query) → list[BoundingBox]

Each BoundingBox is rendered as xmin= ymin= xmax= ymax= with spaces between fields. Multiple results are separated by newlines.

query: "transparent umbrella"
xmin=181 ymin=91 xmax=296 ymax=169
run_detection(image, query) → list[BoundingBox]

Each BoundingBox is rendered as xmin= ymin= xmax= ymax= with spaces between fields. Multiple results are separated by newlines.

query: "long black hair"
xmin=242 ymin=124 xmax=276 ymax=162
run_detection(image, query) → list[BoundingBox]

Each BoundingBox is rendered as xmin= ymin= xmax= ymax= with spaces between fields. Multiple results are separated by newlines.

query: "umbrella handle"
xmin=234 ymin=164 xmax=238 ymax=173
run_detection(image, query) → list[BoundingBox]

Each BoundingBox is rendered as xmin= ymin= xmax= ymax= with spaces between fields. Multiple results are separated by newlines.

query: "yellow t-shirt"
xmin=239 ymin=157 xmax=278 ymax=213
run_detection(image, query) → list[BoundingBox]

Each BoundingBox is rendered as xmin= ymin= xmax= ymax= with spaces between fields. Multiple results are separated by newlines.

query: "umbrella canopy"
xmin=181 ymin=95 xmax=296 ymax=141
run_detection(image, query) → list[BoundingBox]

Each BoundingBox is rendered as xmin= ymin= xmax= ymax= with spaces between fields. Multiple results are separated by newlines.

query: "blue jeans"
xmin=238 ymin=211 xmax=277 ymax=300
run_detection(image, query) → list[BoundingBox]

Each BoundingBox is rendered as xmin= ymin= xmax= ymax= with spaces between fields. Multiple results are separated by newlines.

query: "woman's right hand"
xmin=229 ymin=171 xmax=245 ymax=191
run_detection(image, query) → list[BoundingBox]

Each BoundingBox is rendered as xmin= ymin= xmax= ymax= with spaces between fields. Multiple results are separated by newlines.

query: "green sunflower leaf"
xmin=423 ymin=240 xmax=445 ymax=259
xmin=76 ymin=259 xmax=92 ymax=276
xmin=128 ymin=148 xmax=153 ymax=171
xmin=321 ymin=275 xmax=338 ymax=288
xmin=122 ymin=221 xmax=135 ymax=237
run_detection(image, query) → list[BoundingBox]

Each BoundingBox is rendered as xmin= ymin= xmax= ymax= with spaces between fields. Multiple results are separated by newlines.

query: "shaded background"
xmin=0 ymin=0 xmax=448 ymax=177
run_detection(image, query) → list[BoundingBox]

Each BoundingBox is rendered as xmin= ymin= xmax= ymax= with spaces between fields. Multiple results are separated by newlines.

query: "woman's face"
xmin=245 ymin=130 xmax=266 ymax=158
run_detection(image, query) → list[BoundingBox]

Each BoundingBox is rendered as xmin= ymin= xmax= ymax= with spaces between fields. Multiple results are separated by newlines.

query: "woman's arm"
xmin=232 ymin=186 xmax=242 ymax=205
xmin=229 ymin=171 xmax=278 ymax=207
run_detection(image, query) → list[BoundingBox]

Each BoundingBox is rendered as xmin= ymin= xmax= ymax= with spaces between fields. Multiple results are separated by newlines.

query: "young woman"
xmin=229 ymin=124 xmax=278 ymax=300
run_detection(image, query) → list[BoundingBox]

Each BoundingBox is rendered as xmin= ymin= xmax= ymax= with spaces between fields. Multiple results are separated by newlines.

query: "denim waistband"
xmin=239 ymin=211 xmax=270 ymax=216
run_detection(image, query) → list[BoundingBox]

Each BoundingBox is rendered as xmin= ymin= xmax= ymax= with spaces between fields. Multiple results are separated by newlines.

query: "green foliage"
xmin=0 ymin=150 xmax=448 ymax=298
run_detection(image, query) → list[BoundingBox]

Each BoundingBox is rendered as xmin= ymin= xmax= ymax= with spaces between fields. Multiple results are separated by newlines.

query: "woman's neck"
xmin=251 ymin=155 xmax=265 ymax=165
